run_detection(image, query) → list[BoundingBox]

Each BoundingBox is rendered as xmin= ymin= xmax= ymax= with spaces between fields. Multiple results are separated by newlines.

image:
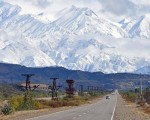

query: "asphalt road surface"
xmin=27 ymin=92 xmax=117 ymax=120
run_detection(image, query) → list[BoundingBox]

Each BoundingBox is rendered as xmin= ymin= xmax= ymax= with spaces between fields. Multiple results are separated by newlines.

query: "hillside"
xmin=0 ymin=63 xmax=150 ymax=90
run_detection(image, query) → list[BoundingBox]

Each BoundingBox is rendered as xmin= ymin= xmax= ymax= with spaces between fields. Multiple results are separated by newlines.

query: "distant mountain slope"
xmin=135 ymin=66 xmax=150 ymax=74
xmin=0 ymin=63 xmax=105 ymax=84
xmin=120 ymin=14 xmax=150 ymax=38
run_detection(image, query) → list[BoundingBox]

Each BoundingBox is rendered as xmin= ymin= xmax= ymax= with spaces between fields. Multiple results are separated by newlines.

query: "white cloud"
xmin=131 ymin=0 xmax=150 ymax=5
xmin=3 ymin=0 xmax=150 ymax=21
xmin=98 ymin=0 xmax=150 ymax=21
xmin=30 ymin=0 xmax=52 ymax=8
xmin=98 ymin=0 xmax=136 ymax=15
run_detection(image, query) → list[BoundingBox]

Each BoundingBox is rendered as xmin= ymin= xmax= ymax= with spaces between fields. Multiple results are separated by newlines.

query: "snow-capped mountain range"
xmin=0 ymin=1 xmax=150 ymax=74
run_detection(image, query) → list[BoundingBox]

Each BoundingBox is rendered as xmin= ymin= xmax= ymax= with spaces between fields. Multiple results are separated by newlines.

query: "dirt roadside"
xmin=114 ymin=95 xmax=150 ymax=120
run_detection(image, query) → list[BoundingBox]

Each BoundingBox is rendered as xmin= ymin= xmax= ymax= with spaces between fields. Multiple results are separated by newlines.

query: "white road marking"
xmin=111 ymin=94 xmax=118 ymax=120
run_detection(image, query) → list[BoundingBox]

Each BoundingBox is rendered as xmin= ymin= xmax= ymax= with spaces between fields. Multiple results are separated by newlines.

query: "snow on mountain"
xmin=52 ymin=6 xmax=127 ymax=38
xmin=0 ymin=29 xmax=56 ymax=67
xmin=0 ymin=29 xmax=149 ymax=73
xmin=33 ymin=12 xmax=51 ymax=24
xmin=120 ymin=14 xmax=150 ymax=38
xmin=119 ymin=18 xmax=134 ymax=30
xmin=135 ymin=66 xmax=150 ymax=74
xmin=0 ymin=1 xmax=150 ymax=73
xmin=0 ymin=1 xmax=21 ymax=22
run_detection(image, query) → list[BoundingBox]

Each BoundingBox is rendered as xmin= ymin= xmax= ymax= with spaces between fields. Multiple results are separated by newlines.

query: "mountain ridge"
xmin=1 ymin=62 xmax=150 ymax=89
xmin=0 ymin=1 xmax=150 ymax=73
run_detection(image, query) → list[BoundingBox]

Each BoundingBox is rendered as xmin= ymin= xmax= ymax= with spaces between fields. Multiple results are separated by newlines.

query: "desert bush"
xmin=47 ymin=100 xmax=80 ymax=108
xmin=38 ymin=96 xmax=87 ymax=108
xmin=33 ymin=101 xmax=43 ymax=109
xmin=5 ymin=91 xmax=103 ymax=112
xmin=9 ymin=91 xmax=43 ymax=111
xmin=1 ymin=104 xmax=14 ymax=115
xmin=122 ymin=91 xmax=136 ymax=102
xmin=48 ymin=101 xmax=63 ymax=108
xmin=10 ymin=95 xmax=24 ymax=110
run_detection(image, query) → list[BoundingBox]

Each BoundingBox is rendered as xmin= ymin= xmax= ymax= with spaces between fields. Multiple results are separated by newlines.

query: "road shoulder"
xmin=114 ymin=95 xmax=150 ymax=120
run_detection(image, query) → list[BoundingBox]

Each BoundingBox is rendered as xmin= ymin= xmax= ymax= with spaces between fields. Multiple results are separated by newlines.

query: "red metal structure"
xmin=66 ymin=80 xmax=75 ymax=97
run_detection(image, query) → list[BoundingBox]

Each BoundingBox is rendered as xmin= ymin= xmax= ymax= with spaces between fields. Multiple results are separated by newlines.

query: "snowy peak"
xmin=121 ymin=14 xmax=150 ymax=38
xmin=0 ymin=1 xmax=21 ymax=22
xmin=53 ymin=5 xmax=127 ymax=38
xmin=54 ymin=5 xmax=98 ymax=26
xmin=69 ymin=5 xmax=98 ymax=17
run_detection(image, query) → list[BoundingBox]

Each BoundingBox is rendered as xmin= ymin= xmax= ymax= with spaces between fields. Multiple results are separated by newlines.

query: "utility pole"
xmin=80 ymin=85 xmax=84 ymax=96
xmin=22 ymin=74 xmax=34 ymax=90
xmin=91 ymin=86 xmax=94 ymax=93
xmin=49 ymin=78 xmax=61 ymax=100
xmin=140 ymin=79 xmax=143 ymax=95
xmin=87 ymin=86 xmax=90 ymax=92
xmin=22 ymin=74 xmax=38 ymax=109
xmin=94 ymin=87 xmax=97 ymax=91
xmin=139 ymin=76 xmax=146 ymax=104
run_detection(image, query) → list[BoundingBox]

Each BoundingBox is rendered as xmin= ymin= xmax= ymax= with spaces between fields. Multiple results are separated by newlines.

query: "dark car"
xmin=106 ymin=96 xmax=110 ymax=99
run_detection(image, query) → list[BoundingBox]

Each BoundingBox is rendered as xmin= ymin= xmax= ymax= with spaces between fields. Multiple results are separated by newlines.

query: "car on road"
xmin=106 ymin=96 xmax=110 ymax=99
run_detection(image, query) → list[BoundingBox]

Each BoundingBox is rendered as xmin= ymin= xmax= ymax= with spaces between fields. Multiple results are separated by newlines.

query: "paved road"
xmin=27 ymin=93 xmax=117 ymax=120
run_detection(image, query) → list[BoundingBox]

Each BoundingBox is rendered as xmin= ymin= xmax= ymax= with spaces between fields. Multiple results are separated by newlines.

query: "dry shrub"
xmin=33 ymin=101 xmax=43 ymax=110
xmin=48 ymin=101 xmax=62 ymax=108
xmin=37 ymin=96 xmax=88 ymax=108
xmin=48 ymin=100 xmax=80 ymax=108
xmin=1 ymin=104 xmax=14 ymax=115
xmin=122 ymin=92 xmax=136 ymax=102
xmin=10 ymin=95 xmax=24 ymax=111
xmin=143 ymin=107 xmax=150 ymax=114
xmin=10 ymin=95 xmax=43 ymax=111
xmin=65 ymin=100 xmax=80 ymax=106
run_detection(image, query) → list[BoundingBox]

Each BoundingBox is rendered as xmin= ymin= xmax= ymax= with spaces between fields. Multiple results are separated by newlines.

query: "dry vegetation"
xmin=121 ymin=91 xmax=137 ymax=102
xmin=0 ymin=89 xmax=105 ymax=117
xmin=121 ymin=91 xmax=150 ymax=116
xmin=143 ymin=106 xmax=150 ymax=114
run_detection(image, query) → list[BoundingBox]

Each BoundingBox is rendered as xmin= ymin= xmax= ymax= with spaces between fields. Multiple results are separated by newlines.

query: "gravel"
xmin=114 ymin=95 xmax=150 ymax=120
